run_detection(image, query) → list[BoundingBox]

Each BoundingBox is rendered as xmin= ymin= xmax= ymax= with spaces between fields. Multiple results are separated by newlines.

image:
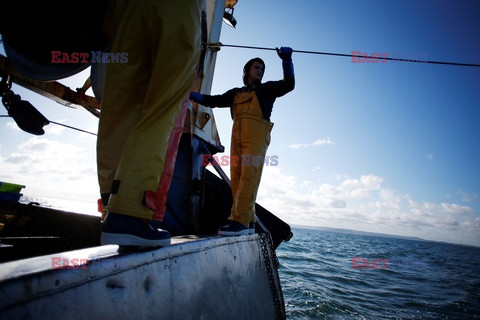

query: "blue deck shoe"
xmin=101 ymin=212 xmax=171 ymax=248
xmin=218 ymin=220 xmax=251 ymax=236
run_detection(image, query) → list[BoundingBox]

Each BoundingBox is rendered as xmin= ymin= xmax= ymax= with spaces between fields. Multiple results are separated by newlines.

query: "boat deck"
xmin=0 ymin=234 xmax=212 ymax=282
xmin=0 ymin=232 xmax=285 ymax=319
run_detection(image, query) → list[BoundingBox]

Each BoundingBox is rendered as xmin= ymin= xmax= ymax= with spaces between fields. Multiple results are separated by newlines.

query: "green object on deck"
xmin=0 ymin=181 xmax=26 ymax=193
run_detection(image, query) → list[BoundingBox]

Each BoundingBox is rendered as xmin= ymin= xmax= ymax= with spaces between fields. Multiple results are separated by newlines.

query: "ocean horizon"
xmin=290 ymin=224 xmax=479 ymax=249
xmin=21 ymin=194 xmax=478 ymax=249
xmin=277 ymin=226 xmax=480 ymax=319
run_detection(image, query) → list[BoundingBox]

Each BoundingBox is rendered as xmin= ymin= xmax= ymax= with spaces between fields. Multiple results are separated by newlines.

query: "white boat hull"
xmin=0 ymin=234 xmax=285 ymax=319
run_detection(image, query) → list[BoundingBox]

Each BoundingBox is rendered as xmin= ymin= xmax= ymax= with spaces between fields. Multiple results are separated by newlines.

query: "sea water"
xmin=277 ymin=227 xmax=480 ymax=319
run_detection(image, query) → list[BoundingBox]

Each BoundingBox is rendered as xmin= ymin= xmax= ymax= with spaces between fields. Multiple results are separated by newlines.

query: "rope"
xmin=205 ymin=42 xmax=480 ymax=68
xmin=0 ymin=114 xmax=97 ymax=136
xmin=49 ymin=120 xmax=97 ymax=136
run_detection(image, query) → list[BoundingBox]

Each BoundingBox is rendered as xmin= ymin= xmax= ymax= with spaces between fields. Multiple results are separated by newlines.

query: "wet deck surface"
xmin=0 ymin=234 xmax=219 ymax=281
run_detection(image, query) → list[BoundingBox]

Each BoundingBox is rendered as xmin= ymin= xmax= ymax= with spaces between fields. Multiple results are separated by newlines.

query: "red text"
xmin=351 ymin=51 xmax=389 ymax=63
xmin=351 ymin=257 xmax=389 ymax=269
xmin=51 ymin=256 xmax=89 ymax=269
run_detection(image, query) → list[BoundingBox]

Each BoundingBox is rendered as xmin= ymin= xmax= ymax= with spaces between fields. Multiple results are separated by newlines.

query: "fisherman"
xmin=99 ymin=0 xmax=202 ymax=247
xmin=189 ymin=47 xmax=295 ymax=235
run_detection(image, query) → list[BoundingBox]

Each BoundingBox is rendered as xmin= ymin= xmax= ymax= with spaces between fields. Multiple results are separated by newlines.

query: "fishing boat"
xmin=0 ymin=1 xmax=292 ymax=319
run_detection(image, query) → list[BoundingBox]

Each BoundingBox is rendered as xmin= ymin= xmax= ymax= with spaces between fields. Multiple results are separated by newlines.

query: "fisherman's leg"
xmin=107 ymin=0 xmax=200 ymax=219
xmin=97 ymin=0 xmax=150 ymax=219
xmin=229 ymin=121 xmax=242 ymax=220
xmin=100 ymin=0 xmax=201 ymax=246
xmin=233 ymin=150 xmax=267 ymax=227
xmin=219 ymin=120 xmax=252 ymax=236
xmin=225 ymin=120 xmax=271 ymax=233
xmin=97 ymin=98 xmax=139 ymax=217
xmin=220 ymin=148 xmax=266 ymax=236
xmin=249 ymin=121 xmax=272 ymax=229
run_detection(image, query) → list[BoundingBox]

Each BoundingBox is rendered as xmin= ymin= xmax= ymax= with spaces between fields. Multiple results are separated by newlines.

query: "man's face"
xmin=248 ymin=61 xmax=265 ymax=84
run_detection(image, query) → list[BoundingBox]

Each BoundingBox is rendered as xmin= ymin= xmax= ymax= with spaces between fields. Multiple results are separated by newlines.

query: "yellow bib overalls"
xmin=229 ymin=91 xmax=273 ymax=227
xmin=97 ymin=0 xmax=201 ymax=220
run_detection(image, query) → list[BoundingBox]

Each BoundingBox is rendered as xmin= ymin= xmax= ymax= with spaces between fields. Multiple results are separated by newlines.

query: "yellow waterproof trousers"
xmin=229 ymin=92 xmax=273 ymax=227
xmin=97 ymin=0 xmax=201 ymax=220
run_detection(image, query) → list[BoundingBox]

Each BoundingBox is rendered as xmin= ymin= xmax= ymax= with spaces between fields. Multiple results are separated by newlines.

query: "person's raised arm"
xmin=276 ymin=46 xmax=294 ymax=80
xmin=274 ymin=46 xmax=295 ymax=93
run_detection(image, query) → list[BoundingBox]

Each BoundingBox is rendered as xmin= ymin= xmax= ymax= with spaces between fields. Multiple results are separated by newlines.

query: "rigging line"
xmin=0 ymin=114 xmax=97 ymax=136
xmin=48 ymin=121 xmax=97 ymax=136
xmin=204 ymin=42 xmax=480 ymax=68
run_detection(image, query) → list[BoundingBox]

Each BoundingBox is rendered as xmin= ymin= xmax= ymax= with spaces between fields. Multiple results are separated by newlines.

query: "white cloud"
xmin=289 ymin=137 xmax=335 ymax=149
xmin=257 ymin=166 xmax=480 ymax=247
xmin=1 ymin=132 xmax=478 ymax=246
xmin=5 ymin=118 xmax=64 ymax=135
xmin=438 ymin=203 xmax=474 ymax=214
xmin=0 ymin=136 xmax=98 ymax=203
xmin=6 ymin=121 xmax=20 ymax=131
xmin=44 ymin=120 xmax=67 ymax=135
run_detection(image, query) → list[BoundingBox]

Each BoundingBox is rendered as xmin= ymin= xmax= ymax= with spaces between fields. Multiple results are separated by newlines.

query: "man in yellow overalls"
xmin=99 ymin=0 xmax=202 ymax=247
xmin=190 ymin=47 xmax=295 ymax=235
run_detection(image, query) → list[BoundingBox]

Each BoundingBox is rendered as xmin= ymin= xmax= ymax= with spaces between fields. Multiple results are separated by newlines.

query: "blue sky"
xmin=1 ymin=0 xmax=479 ymax=246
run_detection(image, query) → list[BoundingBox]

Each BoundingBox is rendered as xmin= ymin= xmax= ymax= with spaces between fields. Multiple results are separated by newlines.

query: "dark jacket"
xmin=201 ymin=76 xmax=294 ymax=121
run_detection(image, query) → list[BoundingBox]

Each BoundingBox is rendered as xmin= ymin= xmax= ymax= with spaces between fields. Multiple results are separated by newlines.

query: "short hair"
xmin=242 ymin=57 xmax=265 ymax=85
